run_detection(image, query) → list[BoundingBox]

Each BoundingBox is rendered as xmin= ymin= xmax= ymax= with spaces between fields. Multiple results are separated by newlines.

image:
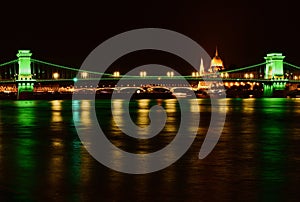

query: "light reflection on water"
xmin=50 ymin=100 xmax=63 ymax=131
xmin=0 ymin=98 xmax=300 ymax=201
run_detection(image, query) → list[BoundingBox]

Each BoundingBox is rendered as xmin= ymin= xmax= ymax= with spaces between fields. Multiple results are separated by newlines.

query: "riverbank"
xmin=0 ymin=89 xmax=297 ymax=100
xmin=0 ymin=92 xmax=292 ymax=100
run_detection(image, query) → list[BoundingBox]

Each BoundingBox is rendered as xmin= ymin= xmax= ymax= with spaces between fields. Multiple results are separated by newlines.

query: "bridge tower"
xmin=263 ymin=53 xmax=286 ymax=97
xmin=16 ymin=50 xmax=36 ymax=99
xmin=264 ymin=53 xmax=285 ymax=79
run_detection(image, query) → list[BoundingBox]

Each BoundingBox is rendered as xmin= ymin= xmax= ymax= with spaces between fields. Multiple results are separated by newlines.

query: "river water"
xmin=0 ymin=98 xmax=300 ymax=201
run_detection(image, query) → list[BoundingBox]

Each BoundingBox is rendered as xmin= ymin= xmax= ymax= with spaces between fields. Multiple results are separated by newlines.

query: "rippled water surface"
xmin=0 ymin=98 xmax=300 ymax=201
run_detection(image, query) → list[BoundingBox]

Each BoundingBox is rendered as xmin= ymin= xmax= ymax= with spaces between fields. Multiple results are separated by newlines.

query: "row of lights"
xmin=54 ymin=71 xmax=175 ymax=79
xmin=167 ymin=71 xmax=174 ymax=77
xmin=139 ymin=71 xmax=147 ymax=77
xmin=285 ymin=73 xmax=300 ymax=80
xmin=113 ymin=71 xmax=120 ymax=77
xmin=52 ymin=72 xmax=89 ymax=79
xmin=224 ymin=82 xmax=260 ymax=87
xmin=244 ymin=73 xmax=254 ymax=79
xmin=53 ymin=71 xmax=299 ymax=80
xmin=221 ymin=73 xmax=254 ymax=79
xmin=18 ymin=68 xmax=300 ymax=81
xmin=192 ymin=72 xmax=200 ymax=77
xmin=220 ymin=73 xmax=229 ymax=78
xmin=114 ymin=71 xmax=176 ymax=77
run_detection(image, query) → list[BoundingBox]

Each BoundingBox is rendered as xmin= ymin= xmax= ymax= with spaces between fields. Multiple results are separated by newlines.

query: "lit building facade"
xmin=208 ymin=48 xmax=224 ymax=72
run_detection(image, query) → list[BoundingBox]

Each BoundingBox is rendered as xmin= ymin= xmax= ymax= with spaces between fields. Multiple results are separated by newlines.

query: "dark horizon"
xmin=1 ymin=1 xmax=299 ymax=69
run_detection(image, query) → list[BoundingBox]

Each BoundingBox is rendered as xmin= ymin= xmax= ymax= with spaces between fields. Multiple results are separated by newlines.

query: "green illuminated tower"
xmin=16 ymin=50 xmax=36 ymax=99
xmin=264 ymin=53 xmax=285 ymax=79
xmin=263 ymin=53 xmax=286 ymax=97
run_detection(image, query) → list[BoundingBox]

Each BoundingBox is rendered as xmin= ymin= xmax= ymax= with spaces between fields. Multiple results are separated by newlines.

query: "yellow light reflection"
xmin=112 ymin=99 xmax=124 ymax=127
xmin=48 ymin=138 xmax=65 ymax=190
xmin=81 ymin=100 xmax=92 ymax=126
xmin=242 ymin=99 xmax=255 ymax=114
xmin=48 ymin=156 xmax=64 ymax=183
xmin=291 ymin=99 xmax=300 ymax=113
xmin=51 ymin=100 xmax=63 ymax=123
xmin=110 ymin=149 xmax=125 ymax=170
xmin=164 ymin=100 xmax=178 ymax=133
xmin=137 ymin=100 xmax=150 ymax=127
xmin=164 ymin=99 xmax=177 ymax=113
xmin=190 ymin=99 xmax=200 ymax=113
xmin=52 ymin=138 xmax=64 ymax=148
xmin=137 ymin=99 xmax=150 ymax=108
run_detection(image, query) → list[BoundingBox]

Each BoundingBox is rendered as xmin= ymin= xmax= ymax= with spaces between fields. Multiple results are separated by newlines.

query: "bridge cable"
xmin=0 ymin=59 xmax=18 ymax=67
xmin=283 ymin=62 xmax=300 ymax=70
xmin=222 ymin=62 xmax=267 ymax=73
xmin=31 ymin=59 xmax=113 ymax=76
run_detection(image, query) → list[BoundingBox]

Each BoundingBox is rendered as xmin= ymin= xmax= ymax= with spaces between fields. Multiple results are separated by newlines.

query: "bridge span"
xmin=1 ymin=50 xmax=300 ymax=99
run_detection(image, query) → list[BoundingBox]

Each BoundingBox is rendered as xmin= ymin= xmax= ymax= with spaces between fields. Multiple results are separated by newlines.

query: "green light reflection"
xmin=258 ymin=99 xmax=287 ymax=201
xmin=13 ymin=100 xmax=38 ymax=200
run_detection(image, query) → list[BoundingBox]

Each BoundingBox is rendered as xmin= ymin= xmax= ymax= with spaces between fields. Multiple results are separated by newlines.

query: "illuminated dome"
xmin=209 ymin=47 xmax=224 ymax=72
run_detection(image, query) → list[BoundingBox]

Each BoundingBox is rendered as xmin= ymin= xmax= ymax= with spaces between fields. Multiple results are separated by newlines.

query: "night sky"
xmin=0 ymin=1 xmax=299 ymax=72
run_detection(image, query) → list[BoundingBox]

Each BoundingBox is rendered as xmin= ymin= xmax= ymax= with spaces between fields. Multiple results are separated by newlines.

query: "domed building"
xmin=209 ymin=47 xmax=224 ymax=72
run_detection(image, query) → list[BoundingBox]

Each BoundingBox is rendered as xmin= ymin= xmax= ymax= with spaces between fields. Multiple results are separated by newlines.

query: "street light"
xmin=192 ymin=72 xmax=199 ymax=77
xmin=167 ymin=71 xmax=174 ymax=77
xmin=81 ymin=72 xmax=88 ymax=79
xmin=140 ymin=71 xmax=147 ymax=77
xmin=113 ymin=71 xmax=120 ymax=77
xmin=53 ymin=72 xmax=59 ymax=79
